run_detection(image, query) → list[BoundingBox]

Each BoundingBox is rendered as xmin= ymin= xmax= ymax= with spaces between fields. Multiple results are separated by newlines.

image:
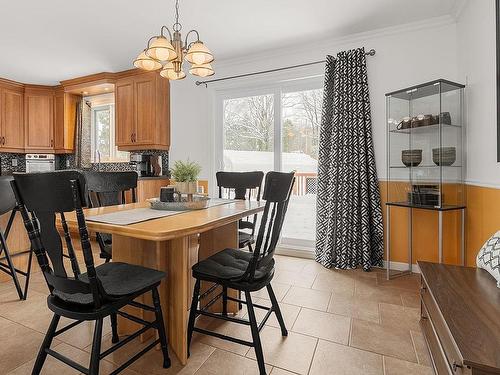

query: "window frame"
xmin=90 ymin=103 xmax=128 ymax=163
xmin=214 ymin=77 xmax=324 ymax=252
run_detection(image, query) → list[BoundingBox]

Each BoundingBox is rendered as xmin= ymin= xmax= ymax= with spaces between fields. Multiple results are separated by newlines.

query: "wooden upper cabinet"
xmin=54 ymin=89 xmax=79 ymax=154
xmin=115 ymin=76 xmax=135 ymax=146
xmin=0 ymin=85 xmax=24 ymax=152
xmin=115 ymin=71 xmax=170 ymax=151
xmin=134 ymin=76 xmax=155 ymax=145
xmin=24 ymin=87 xmax=54 ymax=152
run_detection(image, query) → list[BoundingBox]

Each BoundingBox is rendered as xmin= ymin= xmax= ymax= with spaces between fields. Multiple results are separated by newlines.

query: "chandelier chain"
xmin=173 ymin=0 xmax=182 ymax=32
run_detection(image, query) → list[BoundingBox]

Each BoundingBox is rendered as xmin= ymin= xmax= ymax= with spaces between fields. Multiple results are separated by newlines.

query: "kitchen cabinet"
xmin=0 ymin=82 xmax=24 ymax=152
xmin=24 ymin=86 xmax=54 ymax=153
xmin=54 ymin=89 xmax=80 ymax=154
xmin=115 ymin=71 xmax=170 ymax=151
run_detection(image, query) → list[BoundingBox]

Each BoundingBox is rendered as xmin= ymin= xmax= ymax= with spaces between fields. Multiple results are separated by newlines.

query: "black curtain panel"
xmin=315 ymin=48 xmax=384 ymax=271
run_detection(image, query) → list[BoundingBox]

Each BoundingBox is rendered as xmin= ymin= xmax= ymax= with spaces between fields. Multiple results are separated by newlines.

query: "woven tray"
xmin=148 ymin=196 xmax=210 ymax=211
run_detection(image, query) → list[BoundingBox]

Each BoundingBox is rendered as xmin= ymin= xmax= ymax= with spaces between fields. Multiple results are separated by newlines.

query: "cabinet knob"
xmin=2 ymin=136 xmax=4 ymax=145
xmin=452 ymin=361 xmax=463 ymax=372
xmin=50 ymin=139 xmax=53 ymax=147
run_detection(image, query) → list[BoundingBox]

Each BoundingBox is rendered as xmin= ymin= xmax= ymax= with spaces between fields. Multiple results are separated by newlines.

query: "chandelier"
xmin=133 ymin=0 xmax=214 ymax=80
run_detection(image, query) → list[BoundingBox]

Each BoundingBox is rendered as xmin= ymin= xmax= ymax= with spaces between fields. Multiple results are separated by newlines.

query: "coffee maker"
xmin=130 ymin=154 xmax=162 ymax=177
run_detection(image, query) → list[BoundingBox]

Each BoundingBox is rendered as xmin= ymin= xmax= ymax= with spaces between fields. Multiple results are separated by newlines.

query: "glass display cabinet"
xmin=385 ymin=79 xmax=466 ymax=279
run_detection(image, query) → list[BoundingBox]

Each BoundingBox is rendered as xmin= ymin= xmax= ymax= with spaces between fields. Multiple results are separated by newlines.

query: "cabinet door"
xmin=53 ymin=93 xmax=65 ymax=151
xmin=115 ymin=77 xmax=135 ymax=146
xmin=1 ymin=89 xmax=24 ymax=151
xmin=25 ymin=94 xmax=54 ymax=151
xmin=134 ymin=74 xmax=155 ymax=145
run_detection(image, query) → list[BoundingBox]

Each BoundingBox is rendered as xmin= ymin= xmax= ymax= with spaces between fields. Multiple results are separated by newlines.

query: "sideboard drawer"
xmin=421 ymin=280 xmax=468 ymax=375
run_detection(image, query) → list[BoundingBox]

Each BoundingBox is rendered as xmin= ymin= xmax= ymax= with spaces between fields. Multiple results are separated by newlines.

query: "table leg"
xmin=112 ymin=234 xmax=197 ymax=365
xmin=199 ymin=221 xmax=239 ymax=313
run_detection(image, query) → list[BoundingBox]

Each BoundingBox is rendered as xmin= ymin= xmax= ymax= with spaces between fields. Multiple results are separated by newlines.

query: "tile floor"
xmin=0 ymin=254 xmax=434 ymax=375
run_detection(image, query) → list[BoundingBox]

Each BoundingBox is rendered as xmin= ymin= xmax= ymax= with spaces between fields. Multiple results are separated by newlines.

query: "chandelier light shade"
xmin=189 ymin=63 xmax=214 ymax=77
xmin=146 ymin=36 xmax=177 ymax=61
xmin=160 ymin=62 xmax=186 ymax=80
xmin=185 ymin=42 xmax=214 ymax=65
xmin=133 ymin=51 xmax=162 ymax=71
xmin=133 ymin=0 xmax=214 ymax=81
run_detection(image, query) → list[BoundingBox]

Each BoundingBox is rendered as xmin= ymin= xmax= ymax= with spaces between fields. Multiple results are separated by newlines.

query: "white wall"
xmin=169 ymin=17 xmax=459 ymax=188
xmin=456 ymin=0 xmax=498 ymax=187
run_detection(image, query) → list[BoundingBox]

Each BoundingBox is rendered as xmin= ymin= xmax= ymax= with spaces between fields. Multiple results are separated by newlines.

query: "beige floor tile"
xmin=376 ymin=273 xmax=420 ymax=291
xmin=0 ymin=316 xmax=46 ymax=374
xmin=194 ymin=318 xmax=253 ymax=356
xmin=309 ymin=339 xmax=383 ymax=375
xmin=354 ymin=279 xmax=403 ymax=305
xmin=195 ymin=349 xmax=271 ymax=375
xmin=246 ymin=326 xmax=317 ymax=375
xmin=327 ymin=293 xmax=380 ymax=323
xmin=383 ymin=356 xmax=434 ymax=375
xmin=311 ymin=272 xmax=356 ymax=296
xmin=401 ymin=291 xmax=421 ymax=308
xmin=300 ymin=260 xmax=331 ymax=276
xmin=379 ymin=303 xmax=420 ymax=331
xmin=93 ymin=333 xmax=215 ymax=375
xmin=273 ymin=269 xmax=317 ymax=288
xmin=8 ymin=342 xmax=139 ymax=375
xmin=411 ymin=330 xmax=432 ymax=367
xmin=244 ymin=297 xmax=301 ymax=330
xmin=252 ymin=282 xmax=291 ymax=302
xmin=274 ymin=255 xmax=307 ymax=273
xmin=350 ymin=319 xmax=417 ymax=363
xmin=269 ymin=368 xmax=297 ymax=375
xmin=0 ymin=290 xmax=55 ymax=333
xmin=282 ymin=286 xmax=331 ymax=311
xmin=292 ymin=308 xmax=350 ymax=345
xmin=57 ymin=317 xmax=111 ymax=349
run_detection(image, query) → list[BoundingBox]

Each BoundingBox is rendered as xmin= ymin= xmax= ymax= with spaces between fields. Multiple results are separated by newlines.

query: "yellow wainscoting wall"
xmin=380 ymin=181 xmax=500 ymax=267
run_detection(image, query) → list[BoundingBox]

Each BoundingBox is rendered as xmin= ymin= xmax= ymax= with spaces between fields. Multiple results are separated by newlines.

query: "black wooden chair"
xmin=188 ymin=171 xmax=295 ymax=375
xmin=0 ymin=176 xmax=33 ymax=300
xmin=11 ymin=171 xmax=170 ymax=375
xmin=216 ymin=171 xmax=264 ymax=252
xmin=83 ymin=171 xmax=138 ymax=262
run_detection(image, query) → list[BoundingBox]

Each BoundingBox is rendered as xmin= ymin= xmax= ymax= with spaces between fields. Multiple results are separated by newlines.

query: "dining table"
xmin=62 ymin=199 xmax=265 ymax=365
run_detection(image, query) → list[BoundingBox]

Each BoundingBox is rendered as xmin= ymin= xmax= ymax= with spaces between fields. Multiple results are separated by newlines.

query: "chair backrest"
xmin=239 ymin=171 xmax=295 ymax=282
xmin=11 ymin=171 xmax=104 ymax=308
xmin=0 ymin=176 xmax=16 ymax=216
xmin=216 ymin=171 xmax=264 ymax=201
xmin=84 ymin=171 xmax=138 ymax=207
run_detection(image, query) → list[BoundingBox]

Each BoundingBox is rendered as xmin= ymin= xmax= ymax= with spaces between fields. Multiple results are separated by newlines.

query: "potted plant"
xmin=170 ymin=160 xmax=202 ymax=195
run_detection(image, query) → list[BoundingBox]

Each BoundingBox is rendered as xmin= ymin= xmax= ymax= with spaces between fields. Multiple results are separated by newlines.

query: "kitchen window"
xmin=90 ymin=103 xmax=128 ymax=163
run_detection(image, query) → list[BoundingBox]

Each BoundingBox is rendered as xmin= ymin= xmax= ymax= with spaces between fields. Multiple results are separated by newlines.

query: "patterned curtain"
xmin=315 ymin=48 xmax=384 ymax=271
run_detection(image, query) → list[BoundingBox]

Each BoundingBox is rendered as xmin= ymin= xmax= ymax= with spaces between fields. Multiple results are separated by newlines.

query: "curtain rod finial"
xmin=366 ymin=49 xmax=376 ymax=56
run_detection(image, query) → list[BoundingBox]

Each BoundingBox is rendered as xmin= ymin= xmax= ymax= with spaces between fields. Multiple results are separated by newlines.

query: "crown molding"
xmin=215 ymin=15 xmax=456 ymax=70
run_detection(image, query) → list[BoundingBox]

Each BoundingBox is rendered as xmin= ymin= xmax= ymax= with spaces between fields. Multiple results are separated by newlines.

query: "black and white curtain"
xmin=315 ymin=48 xmax=384 ymax=271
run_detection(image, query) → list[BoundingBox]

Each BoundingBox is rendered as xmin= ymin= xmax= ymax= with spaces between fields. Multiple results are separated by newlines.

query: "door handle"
xmin=2 ymin=136 xmax=4 ymax=145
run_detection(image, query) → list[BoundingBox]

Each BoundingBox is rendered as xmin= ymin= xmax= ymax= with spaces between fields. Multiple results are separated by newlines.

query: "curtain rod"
xmin=195 ymin=48 xmax=375 ymax=87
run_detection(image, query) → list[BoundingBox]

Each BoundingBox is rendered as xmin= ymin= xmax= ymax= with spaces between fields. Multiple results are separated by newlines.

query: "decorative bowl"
xmin=401 ymin=149 xmax=422 ymax=167
xmin=148 ymin=195 xmax=210 ymax=211
xmin=432 ymin=147 xmax=456 ymax=166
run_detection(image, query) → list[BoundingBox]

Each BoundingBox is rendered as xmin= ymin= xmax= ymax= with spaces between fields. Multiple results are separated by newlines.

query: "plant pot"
xmin=175 ymin=181 xmax=198 ymax=194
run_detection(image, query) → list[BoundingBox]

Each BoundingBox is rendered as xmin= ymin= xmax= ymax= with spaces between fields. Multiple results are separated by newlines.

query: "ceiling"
xmin=0 ymin=0 xmax=458 ymax=85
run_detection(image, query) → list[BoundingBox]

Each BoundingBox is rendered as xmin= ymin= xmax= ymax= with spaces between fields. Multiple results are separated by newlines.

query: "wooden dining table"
xmin=63 ymin=199 xmax=264 ymax=365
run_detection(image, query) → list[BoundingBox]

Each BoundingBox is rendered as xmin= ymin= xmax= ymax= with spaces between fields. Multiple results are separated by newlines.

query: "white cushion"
xmin=476 ymin=231 xmax=500 ymax=288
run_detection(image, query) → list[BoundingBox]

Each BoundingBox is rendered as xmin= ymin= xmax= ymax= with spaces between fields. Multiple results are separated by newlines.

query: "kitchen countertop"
xmin=137 ymin=175 xmax=170 ymax=180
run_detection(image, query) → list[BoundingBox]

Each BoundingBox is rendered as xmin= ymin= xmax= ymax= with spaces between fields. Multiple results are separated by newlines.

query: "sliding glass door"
xmin=217 ymin=80 xmax=323 ymax=250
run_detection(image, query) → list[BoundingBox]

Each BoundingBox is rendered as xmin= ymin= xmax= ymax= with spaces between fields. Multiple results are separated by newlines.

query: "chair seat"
xmin=192 ymin=248 xmax=274 ymax=289
xmin=238 ymin=231 xmax=254 ymax=248
xmin=53 ymin=262 xmax=165 ymax=305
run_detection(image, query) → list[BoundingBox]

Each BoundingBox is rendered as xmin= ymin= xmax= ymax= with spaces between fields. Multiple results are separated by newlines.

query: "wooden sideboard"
xmin=419 ymin=261 xmax=500 ymax=375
